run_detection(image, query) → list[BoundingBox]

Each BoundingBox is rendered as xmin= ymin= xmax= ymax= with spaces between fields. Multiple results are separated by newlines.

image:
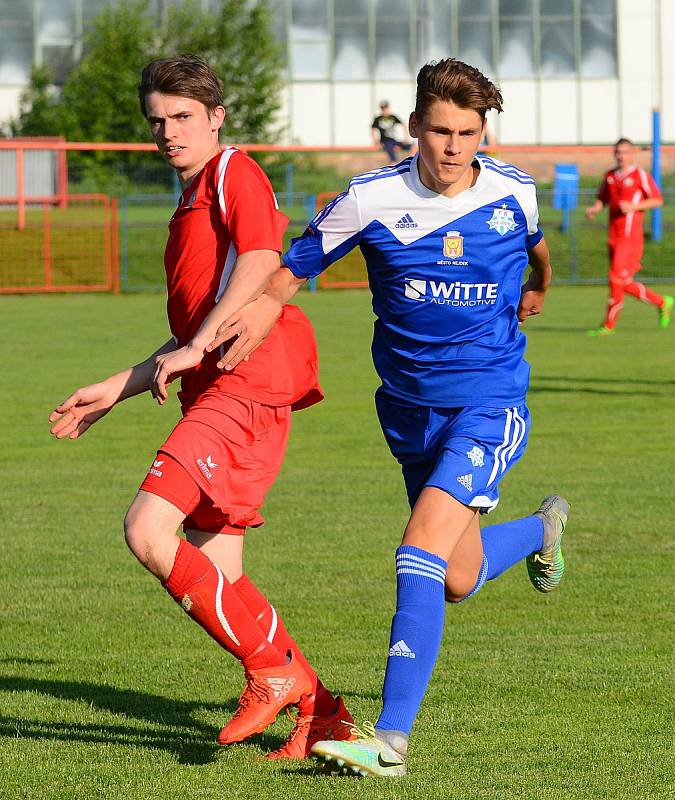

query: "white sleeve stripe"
xmin=217 ymin=147 xmax=238 ymax=219
xmin=215 ymin=240 xmax=238 ymax=303
xmin=638 ymin=168 xmax=652 ymax=196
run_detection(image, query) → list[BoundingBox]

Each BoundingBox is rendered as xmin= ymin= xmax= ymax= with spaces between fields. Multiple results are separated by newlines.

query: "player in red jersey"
xmin=585 ymin=138 xmax=673 ymax=335
xmin=48 ymin=55 xmax=353 ymax=759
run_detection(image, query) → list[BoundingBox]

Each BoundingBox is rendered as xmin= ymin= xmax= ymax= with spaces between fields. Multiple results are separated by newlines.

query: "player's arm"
xmin=206 ymin=265 xmax=307 ymax=370
xmin=49 ymin=337 xmax=177 ymax=440
xmin=151 ymin=249 xmax=280 ymax=401
xmin=517 ymin=238 xmax=552 ymax=323
xmin=618 ymin=196 xmax=663 ymax=214
xmin=585 ymin=198 xmax=605 ymax=220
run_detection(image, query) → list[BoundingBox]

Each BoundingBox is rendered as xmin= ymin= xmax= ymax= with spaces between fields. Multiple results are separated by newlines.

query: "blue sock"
xmin=375 ymin=545 xmax=447 ymax=736
xmin=481 ymin=515 xmax=544 ymax=581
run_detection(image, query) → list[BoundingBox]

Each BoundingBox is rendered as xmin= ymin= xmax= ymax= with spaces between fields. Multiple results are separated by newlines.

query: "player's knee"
xmin=444 ymin=568 xmax=479 ymax=604
xmin=123 ymin=505 xmax=158 ymax=566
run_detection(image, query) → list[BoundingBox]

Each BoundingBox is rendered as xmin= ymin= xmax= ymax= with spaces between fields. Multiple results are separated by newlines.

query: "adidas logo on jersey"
xmin=457 ymin=474 xmax=473 ymax=491
xmin=389 ymin=640 xmax=416 ymax=659
xmin=267 ymin=676 xmax=297 ymax=702
xmin=395 ymin=213 xmax=418 ymax=229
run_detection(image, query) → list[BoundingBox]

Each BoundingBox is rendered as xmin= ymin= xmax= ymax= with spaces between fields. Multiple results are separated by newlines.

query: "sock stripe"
xmin=396 ymin=553 xmax=446 ymax=578
xmin=267 ymin=604 xmax=278 ymax=643
xmin=397 ymin=567 xmax=445 ymax=585
xmin=396 ymin=560 xmax=446 ymax=580
xmin=214 ymin=564 xmax=241 ymax=646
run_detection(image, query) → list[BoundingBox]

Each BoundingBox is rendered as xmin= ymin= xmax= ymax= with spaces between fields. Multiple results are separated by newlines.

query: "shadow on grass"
xmin=0 ymin=674 xmax=285 ymax=765
xmin=530 ymin=373 xmax=674 ymax=396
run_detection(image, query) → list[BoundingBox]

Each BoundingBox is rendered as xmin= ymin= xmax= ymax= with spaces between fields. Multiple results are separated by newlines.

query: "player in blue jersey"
xmin=205 ymin=58 xmax=570 ymax=777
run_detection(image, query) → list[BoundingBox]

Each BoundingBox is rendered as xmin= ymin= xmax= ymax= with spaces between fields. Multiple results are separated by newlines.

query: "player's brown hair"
xmin=138 ymin=55 xmax=224 ymax=118
xmin=614 ymin=137 xmax=633 ymax=147
xmin=415 ymin=59 xmax=503 ymax=120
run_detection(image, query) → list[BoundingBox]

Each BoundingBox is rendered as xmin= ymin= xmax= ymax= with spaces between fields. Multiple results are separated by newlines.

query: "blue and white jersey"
xmin=284 ymin=154 xmax=544 ymax=407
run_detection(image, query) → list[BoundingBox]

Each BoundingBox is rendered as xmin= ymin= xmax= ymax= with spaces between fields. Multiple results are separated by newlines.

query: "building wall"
xmin=0 ymin=1 xmax=672 ymax=147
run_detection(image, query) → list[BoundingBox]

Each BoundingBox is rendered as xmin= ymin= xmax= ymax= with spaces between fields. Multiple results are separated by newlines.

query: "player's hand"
xmin=152 ymin=344 xmax=203 ymax=404
xmin=517 ymin=276 xmax=547 ymax=323
xmin=49 ymin=382 xmax=117 ymax=440
xmin=585 ymin=206 xmax=597 ymax=220
xmin=618 ymin=200 xmax=635 ymax=215
xmin=205 ymin=295 xmax=282 ymax=371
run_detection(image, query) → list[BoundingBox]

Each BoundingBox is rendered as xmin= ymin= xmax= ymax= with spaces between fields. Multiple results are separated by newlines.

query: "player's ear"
xmin=211 ymin=105 xmax=226 ymax=132
xmin=409 ymin=111 xmax=418 ymax=138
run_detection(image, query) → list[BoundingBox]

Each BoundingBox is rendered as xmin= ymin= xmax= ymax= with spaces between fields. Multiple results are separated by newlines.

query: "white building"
xmin=0 ymin=0 xmax=673 ymax=146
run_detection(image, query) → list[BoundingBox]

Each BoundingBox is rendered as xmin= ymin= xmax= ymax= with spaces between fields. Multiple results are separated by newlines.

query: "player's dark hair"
xmin=415 ymin=59 xmax=503 ymax=120
xmin=138 ymin=55 xmax=224 ymax=118
xmin=614 ymin=137 xmax=633 ymax=147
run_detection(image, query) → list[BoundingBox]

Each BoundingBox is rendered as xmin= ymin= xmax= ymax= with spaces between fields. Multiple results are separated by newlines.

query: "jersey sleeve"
xmin=283 ymin=187 xmax=362 ymax=279
xmin=522 ymin=183 xmax=543 ymax=248
xmin=219 ymin=151 xmax=288 ymax=254
xmin=597 ymin=176 xmax=610 ymax=204
xmin=641 ymin=170 xmax=663 ymax=201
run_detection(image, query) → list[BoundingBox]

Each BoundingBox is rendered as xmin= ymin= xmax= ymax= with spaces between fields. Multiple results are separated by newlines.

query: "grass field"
xmin=1 ymin=286 xmax=673 ymax=800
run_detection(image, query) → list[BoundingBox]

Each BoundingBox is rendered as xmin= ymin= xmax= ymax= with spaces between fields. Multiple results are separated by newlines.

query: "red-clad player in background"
xmin=586 ymin=137 xmax=673 ymax=335
xmin=48 ymin=55 xmax=353 ymax=759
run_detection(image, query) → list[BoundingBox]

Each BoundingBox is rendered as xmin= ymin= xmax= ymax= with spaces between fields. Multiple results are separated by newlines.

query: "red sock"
xmin=233 ymin=573 xmax=338 ymax=716
xmin=624 ymin=279 xmax=663 ymax=306
xmin=163 ymin=540 xmax=285 ymax=671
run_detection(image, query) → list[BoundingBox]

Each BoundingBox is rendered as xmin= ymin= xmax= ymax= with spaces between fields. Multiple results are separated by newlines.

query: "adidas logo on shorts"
xmin=457 ymin=473 xmax=473 ymax=491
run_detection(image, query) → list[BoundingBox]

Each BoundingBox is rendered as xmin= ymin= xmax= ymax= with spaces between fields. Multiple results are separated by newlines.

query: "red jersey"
xmin=164 ymin=148 xmax=322 ymax=412
xmin=598 ymin=166 xmax=662 ymax=244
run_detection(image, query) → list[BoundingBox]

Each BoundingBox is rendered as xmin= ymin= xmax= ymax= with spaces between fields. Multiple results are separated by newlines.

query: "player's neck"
xmin=418 ymin=159 xmax=479 ymax=199
xmin=177 ymin=145 xmax=222 ymax=189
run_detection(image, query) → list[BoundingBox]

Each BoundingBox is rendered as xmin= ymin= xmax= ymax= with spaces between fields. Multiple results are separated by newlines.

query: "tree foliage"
xmin=7 ymin=65 xmax=59 ymax=138
xmin=10 ymin=0 xmax=284 ymax=145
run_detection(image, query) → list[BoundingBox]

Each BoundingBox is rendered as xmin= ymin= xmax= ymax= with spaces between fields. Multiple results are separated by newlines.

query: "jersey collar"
xmin=409 ymin=153 xmax=484 ymax=206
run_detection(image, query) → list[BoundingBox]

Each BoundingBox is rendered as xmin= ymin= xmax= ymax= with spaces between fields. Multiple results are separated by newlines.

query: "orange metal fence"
xmin=0 ymin=194 xmax=119 ymax=294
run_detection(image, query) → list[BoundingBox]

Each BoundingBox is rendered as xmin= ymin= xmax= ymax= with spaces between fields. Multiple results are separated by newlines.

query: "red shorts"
xmin=139 ymin=389 xmax=291 ymax=534
xmin=609 ymin=238 xmax=643 ymax=278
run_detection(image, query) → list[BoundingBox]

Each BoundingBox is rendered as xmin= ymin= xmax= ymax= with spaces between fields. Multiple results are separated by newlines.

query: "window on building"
xmin=375 ymin=0 xmax=413 ymax=80
xmin=499 ymin=0 xmax=535 ymax=78
xmin=290 ymin=0 xmax=330 ymax=79
xmin=540 ymin=0 xmax=575 ymax=77
xmin=268 ymin=0 xmax=619 ymax=82
xmin=580 ymin=0 xmax=617 ymax=78
xmin=334 ymin=1 xmax=370 ymax=80
xmin=458 ymin=0 xmax=494 ymax=76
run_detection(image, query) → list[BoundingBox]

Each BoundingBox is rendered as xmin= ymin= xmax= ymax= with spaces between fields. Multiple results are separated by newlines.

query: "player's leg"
xmin=189 ymin=529 xmax=353 ymax=756
xmin=588 ymin=245 xmax=619 ymax=335
xmin=444 ymin=495 xmax=569 ymax=601
xmin=621 ymin=274 xmax=673 ymax=327
xmin=382 ymin=139 xmax=397 ymax=163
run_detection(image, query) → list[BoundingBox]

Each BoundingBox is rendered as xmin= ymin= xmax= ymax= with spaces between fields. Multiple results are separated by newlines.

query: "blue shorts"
xmin=375 ymin=389 xmax=530 ymax=513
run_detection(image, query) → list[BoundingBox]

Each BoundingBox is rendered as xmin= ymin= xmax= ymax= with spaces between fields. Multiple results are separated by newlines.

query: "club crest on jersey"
xmin=443 ymin=231 xmax=464 ymax=258
xmin=487 ymin=205 xmax=517 ymax=236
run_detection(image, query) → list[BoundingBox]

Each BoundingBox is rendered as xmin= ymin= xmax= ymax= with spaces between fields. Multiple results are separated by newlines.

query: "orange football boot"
xmin=217 ymin=652 xmax=312 ymax=745
xmin=265 ymin=696 xmax=356 ymax=760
